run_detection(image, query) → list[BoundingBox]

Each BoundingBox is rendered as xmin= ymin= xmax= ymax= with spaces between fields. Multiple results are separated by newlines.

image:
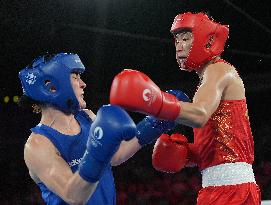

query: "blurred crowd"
xmin=2 ymin=159 xmax=271 ymax=205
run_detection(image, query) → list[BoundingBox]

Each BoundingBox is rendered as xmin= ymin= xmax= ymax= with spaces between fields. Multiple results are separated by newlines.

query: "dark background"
xmin=0 ymin=0 xmax=271 ymax=203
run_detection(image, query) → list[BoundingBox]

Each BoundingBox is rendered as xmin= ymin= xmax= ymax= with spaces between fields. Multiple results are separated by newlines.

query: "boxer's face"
xmin=70 ymin=73 xmax=86 ymax=109
xmin=174 ymin=31 xmax=193 ymax=69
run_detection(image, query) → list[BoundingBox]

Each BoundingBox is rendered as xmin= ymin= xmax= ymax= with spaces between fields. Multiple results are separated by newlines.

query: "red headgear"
xmin=170 ymin=12 xmax=229 ymax=71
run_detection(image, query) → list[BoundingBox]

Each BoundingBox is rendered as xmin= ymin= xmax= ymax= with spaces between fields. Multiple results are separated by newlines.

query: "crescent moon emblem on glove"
xmin=93 ymin=127 xmax=103 ymax=140
xmin=143 ymin=89 xmax=151 ymax=102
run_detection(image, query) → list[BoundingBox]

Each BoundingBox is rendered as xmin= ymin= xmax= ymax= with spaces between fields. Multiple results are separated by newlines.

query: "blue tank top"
xmin=31 ymin=110 xmax=116 ymax=205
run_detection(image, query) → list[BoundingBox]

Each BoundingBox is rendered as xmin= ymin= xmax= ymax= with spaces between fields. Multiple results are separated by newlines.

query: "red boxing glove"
xmin=110 ymin=69 xmax=181 ymax=120
xmin=152 ymin=133 xmax=188 ymax=173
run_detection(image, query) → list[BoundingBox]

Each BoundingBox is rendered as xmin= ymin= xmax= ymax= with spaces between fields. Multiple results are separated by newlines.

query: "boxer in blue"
xmin=19 ymin=53 xmax=190 ymax=204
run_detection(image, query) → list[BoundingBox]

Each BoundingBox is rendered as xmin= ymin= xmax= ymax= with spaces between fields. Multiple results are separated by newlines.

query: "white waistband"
xmin=201 ymin=162 xmax=256 ymax=188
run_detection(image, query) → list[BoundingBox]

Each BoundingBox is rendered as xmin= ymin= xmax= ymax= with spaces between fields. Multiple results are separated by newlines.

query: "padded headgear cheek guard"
xmin=171 ymin=12 xmax=229 ymax=71
xmin=18 ymin=53 xmax=85 ymax=114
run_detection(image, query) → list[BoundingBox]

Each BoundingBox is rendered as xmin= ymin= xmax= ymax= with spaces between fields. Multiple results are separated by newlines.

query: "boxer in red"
xmin=110 ymin=12 xmax=261 ymax=205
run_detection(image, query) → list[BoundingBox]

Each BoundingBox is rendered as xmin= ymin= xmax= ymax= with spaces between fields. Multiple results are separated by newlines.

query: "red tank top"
xmin=191 ymin=99 xmax=254 ymax=170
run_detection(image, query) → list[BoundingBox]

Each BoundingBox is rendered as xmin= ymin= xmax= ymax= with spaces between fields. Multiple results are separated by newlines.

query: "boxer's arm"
xmin=111 ymin=137 xmax=141 ymax=166
xmin=110 ymin=116 xmax=178 ymax=166
xmin=111 ymin=90 xmax=190 ymax=166
xmin=24 ymin=134 xmax=97 ymax=205
xmin=82 ymin=108 xmax=140 ymax=166
xmin=176 ymin=63 xmax=232 ymax=127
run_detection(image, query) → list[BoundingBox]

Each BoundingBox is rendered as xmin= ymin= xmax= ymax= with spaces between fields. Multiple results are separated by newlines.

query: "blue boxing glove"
xmin=79 ymin=105 xmax=136 ymax=183
xmin=167 ymin=90 xmax=190 ymax=103
xmin=136 ymin=90 xmax=190 ymax=146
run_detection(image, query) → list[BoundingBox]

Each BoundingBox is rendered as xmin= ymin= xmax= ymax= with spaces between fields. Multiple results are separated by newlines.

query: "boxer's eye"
xmin=72 ymin=73 xmax=81 ymax=80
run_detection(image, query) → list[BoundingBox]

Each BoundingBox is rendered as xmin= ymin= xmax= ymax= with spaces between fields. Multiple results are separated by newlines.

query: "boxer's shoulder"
xmin=26 ymin=133 xmax=51 ymax=147
xmin=24 ymin=133 xmax=59 ymax=161
xmin=204 ymin=61 xmax=238 ymax=82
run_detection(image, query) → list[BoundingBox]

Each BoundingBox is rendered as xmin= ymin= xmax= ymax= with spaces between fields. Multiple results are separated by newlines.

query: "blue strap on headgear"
xmin=18 ymin=53 xmax=85 ymax=113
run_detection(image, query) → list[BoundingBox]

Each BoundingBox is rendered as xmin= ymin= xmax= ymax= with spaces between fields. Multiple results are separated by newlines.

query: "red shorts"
xmin=197 ymin=182 xmax=261 ymax=205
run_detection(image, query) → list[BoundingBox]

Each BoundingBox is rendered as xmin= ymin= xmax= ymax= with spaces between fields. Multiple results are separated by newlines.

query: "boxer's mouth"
xmin=177 ymin=57 xmax=186 ymax=63
xmin=178 ymin=56 xmax=186 ymax=60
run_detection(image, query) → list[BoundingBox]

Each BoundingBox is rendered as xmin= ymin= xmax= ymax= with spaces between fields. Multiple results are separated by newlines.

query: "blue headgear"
xmin=18 ymin=53 xmax=85 ymax=114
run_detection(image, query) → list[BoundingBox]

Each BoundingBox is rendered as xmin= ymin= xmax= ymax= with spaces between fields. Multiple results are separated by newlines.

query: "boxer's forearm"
xmin=111 ymin=137 xmax=141 ymax=166
xmin=62 ymin=172 xmax=98 ymax=204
